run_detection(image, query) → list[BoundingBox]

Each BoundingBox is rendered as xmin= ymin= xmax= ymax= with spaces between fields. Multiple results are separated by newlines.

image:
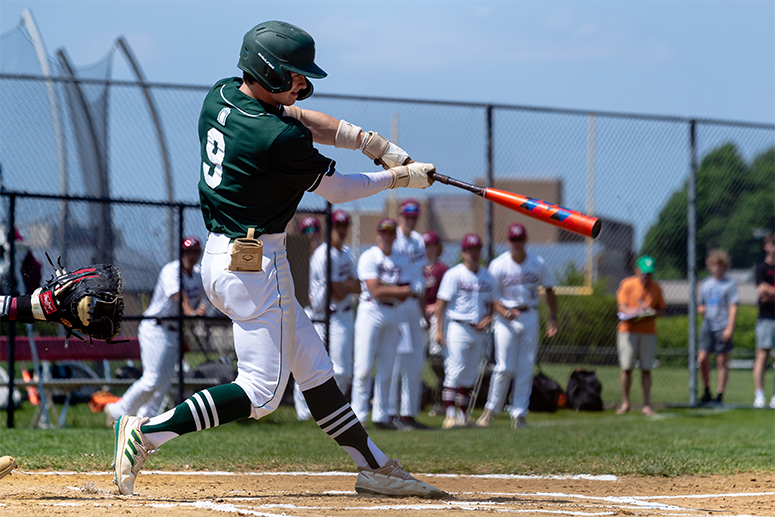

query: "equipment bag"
xmin=529 ymin=371 xmax=566 ymax=413
xmin=566 ymin=369 xmax=604 ymax=411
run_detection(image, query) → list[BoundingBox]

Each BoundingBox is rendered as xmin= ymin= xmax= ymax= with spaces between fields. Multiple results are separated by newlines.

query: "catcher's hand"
xmin=32 ymin=256 xmax=124 ymax=343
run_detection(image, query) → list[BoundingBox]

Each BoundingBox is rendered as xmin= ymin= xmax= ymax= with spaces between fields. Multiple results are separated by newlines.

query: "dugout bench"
xmin=1 ymin=336 xmax=224 ymax=428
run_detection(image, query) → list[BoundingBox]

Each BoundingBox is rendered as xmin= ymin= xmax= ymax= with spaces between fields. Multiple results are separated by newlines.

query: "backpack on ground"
xmin=529 ymin=370 xmax=567 ymax=413
xmin=566 ymin=369 xmax=603 ymax=411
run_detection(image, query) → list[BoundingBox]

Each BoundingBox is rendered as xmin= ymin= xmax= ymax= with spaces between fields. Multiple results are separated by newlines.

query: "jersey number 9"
xmin=203 ymin=127 xmax=225 ymax=189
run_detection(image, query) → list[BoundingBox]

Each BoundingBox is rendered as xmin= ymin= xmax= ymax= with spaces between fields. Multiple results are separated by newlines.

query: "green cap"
xmin=636 ymin=255 xmax=656 ymax=274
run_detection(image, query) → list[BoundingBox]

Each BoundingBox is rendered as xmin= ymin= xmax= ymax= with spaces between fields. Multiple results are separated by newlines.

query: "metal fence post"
xmin=176 ymin=204 xmax=185 ymax=405
xmin=687 ymin=120 xmax=698 ymax=406
xmin=486 ymin=105 xmax=494 ymax=264
xmin=6 ymin=194 xmax=16 ymax=428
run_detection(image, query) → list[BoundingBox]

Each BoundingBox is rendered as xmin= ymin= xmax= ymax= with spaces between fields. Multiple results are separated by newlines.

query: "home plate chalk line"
xmin=14 ymin=471 xmax=770 ymax=517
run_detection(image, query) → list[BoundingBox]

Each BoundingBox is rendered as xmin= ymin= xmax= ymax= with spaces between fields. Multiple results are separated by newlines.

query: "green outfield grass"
xmin=2 ymin=403 xmax=774 ymax=477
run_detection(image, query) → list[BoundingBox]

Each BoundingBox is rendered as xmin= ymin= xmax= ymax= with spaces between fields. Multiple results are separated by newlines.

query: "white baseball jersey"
xmin=357 ymin=246 xmax=408 ymax=305
xmin=488 ymin=251 xmax=555 ymax=309
xmin=144 ymin=260 xmax=204 ymax=319
xmin=309 ymin=242 xmax=357 ymax=316
xmin=437 ymin=264 xmax=496 ymax=323
xmin=394 ymin=229 xmax=426 ymax=294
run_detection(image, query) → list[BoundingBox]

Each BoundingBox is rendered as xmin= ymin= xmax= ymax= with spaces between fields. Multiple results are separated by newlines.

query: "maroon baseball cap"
xmin=182 ymin=236 xmax=202 ymax=251
xmin=399 ymin=199 xmax=420 ymax=217
xmin=332 ymin=209 xmax=350 ymax=225
xmin=377 ymin=218 xmax=397 ymax=233
xmin=508 ymin=222 xmax=527 ymax=241
xmin=299 ymin=216 xmax=320 ymax=234
xmin=423 ymin=231 xmax=441 ymax=246
xmin=461 ymin=233 xmax=483 ymax=249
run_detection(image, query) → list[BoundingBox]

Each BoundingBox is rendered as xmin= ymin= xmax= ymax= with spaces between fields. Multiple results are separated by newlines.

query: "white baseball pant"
xmin=390 ymin=298 xmax=426 ymax=417
xmin=109 ymin=319 xmax=176 ymax=419
xmin=443 ymin=320 xmax=487 ymax=388
xmin=295 ymin=307 xmax=355 ymax=420
xmin=352 ymin=301 xmax=400 ymax=424
xmin=484 ymin=310 xmax=540 ymax=419
xmin=202 ymin=233 xmax=334 ymax=420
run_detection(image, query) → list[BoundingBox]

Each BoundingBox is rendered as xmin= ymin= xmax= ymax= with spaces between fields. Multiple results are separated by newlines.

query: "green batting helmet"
xmin=237 ymin=21 xmax=326 ymax=101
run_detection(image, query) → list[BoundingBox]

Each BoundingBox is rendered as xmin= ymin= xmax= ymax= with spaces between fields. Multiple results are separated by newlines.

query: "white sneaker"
xmin=476 ymin=409 xmax=495 ymax=428
xmin=0 ymin=456 xmax=17 ymax=480
xmin=769 ymin=396 xmax=775 ymax=409
xmin=113 ymin=415 xmax=152 ymax=495
xmin=754 ymin=394 xmax=766 ymax=409
xmin=355 ymin=459 xmax=446 ymax=498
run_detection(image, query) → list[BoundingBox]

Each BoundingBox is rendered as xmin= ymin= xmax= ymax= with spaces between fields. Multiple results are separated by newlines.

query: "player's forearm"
xmin=0 ymin=295 xmax=33 ymax=323
xmin=283 ymin=108 xmax=367 ymax=148
xmin=315 ymin=170 xmax=393 ymax=204
xmin=726 ymin=304 xmax=738 ymax=331
xmin=545 ymin=288 xmax=558 ymax=320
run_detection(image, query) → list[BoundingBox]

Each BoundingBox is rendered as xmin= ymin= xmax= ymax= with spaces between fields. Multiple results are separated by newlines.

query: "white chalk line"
xmin=11 ymin=470 xmax=617 ymax=481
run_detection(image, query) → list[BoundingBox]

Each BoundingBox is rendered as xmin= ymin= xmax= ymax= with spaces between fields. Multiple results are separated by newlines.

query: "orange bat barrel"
xmin=483 ymin=188 xmax=601 ymax=239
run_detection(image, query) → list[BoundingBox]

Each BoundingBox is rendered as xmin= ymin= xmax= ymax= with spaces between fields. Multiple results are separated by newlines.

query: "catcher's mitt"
xmin=32 ymin=255 xmax=124 ymax=344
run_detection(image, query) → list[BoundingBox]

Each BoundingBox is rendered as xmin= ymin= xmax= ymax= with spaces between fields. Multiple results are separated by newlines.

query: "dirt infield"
xmin=1 ymin=470 xmax=774 ymax=516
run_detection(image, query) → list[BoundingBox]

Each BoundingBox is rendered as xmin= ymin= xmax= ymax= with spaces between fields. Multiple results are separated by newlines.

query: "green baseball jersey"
xmin=198 ymin=78 xmax=335 ymax=239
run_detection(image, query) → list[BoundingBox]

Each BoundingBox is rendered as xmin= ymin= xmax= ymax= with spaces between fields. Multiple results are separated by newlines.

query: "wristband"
xmin=335 ymin=120 xmax=363 ymax=150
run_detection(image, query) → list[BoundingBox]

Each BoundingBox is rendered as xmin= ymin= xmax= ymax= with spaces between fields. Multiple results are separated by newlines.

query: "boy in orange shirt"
xmin=616 ymin=255 xmax=666 ymax=416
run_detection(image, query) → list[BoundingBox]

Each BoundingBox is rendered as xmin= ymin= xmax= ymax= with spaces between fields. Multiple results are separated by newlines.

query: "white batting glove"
xmin=360 ymin=131 xmax=411 ymax=169
xmin=388 ymin=162 xmax=435 ymax=189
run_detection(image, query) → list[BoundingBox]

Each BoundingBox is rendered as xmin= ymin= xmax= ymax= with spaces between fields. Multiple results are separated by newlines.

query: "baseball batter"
xmin=105 ymin=237 xmax=207 ymax=424
xmin=389 ymin=199 xmax=429 ymax=430
xmin=477 ymin=223 xmax=557 ymax=429
xmin=352 ymin=219 xmax=414 ymax=429
xmin=435 ymin=233 xmax=495 ymax=429
xmin=112 ymin=21 xmax=443 ymax=499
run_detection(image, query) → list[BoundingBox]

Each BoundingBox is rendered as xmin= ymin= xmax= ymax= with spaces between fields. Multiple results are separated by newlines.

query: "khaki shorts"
xmin=617 ymin=332 xmax=657 ymax=371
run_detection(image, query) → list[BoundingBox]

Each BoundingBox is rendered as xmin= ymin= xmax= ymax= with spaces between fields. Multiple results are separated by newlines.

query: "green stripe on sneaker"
xmin=124 ymin=449 xmax=135 ymax=467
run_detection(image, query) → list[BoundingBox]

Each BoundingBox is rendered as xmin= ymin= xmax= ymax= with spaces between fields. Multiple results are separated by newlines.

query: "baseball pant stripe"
xmin=315 ymin=403 xmax=349 ymax=427
xmin=193 ymin=393 xmax=211 ymax=429
xmin=185 ymin=399 xmax=202 ymax=431
xmin=202 ymin=389 xmax=220 ymax=428
xmin=323 ymin=411 xmax=359 ymax=439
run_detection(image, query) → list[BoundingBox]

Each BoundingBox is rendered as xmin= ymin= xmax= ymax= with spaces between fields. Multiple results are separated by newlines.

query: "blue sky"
xmin=1 ymin=0 xmax=773 ymax=124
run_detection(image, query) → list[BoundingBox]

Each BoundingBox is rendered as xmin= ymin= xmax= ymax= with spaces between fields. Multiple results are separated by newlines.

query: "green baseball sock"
xmin=141 ymin=383 xmax=251 ymax=449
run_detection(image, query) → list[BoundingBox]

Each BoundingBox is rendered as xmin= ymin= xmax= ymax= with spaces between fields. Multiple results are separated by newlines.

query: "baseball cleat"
xmin=511 ymin=415 xmax=528 ymax=429
xmin=113 ymin=415 xmax=152 ymax=495
xmin=476 ymin=409 xmax=495 ymax=428
xmin=355 ymin=459 xmax=446 ymax=499
xmin=0 ymin=456 xmax=17 ymax=480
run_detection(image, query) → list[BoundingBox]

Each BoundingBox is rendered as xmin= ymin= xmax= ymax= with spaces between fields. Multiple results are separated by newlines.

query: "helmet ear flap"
xmin=296 ymin=77 xmax=313 ymax=101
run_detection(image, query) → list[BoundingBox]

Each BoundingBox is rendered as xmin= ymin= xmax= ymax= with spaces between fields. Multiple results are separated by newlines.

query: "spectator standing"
xmin=615 ymin=255 xmax=665 ymax=416
xmin=697 ymin=249 xmax=738 ymax=405
xmin=753 ymin=233 xmax=775 ymax=408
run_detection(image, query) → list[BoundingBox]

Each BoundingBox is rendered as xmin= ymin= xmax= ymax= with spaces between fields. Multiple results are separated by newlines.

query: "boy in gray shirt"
xmin=698 ymin=249 xmax=739 ymax=405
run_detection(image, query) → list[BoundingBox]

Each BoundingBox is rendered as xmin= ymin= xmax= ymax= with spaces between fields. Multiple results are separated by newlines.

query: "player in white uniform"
xmin=353 ymin=219 xmax=415 ymax=429
xmin=112 ymin=21 xmax=443 ymax=498
xmin=389 ymin=199 xmax=430 ymax=430
xmin=477 ymin=223 xmax=558 ymax=429
xmin=435 ymin=233 xmax=495 ymax=429
xmin=105 ymin=237 xmax=207 ymax=424
xmin=309 ymin=210 xmax=359 ymax=393
xmin=294 ymin=215 xmax=324 ymax=421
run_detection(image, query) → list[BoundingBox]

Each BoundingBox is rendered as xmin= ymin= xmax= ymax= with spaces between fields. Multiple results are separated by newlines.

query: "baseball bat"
xmin=428 ymin=171 xmax=601 ymax=239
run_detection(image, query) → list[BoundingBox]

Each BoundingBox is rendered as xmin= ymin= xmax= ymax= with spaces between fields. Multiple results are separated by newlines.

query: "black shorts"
xmin=699 ymin=323 xmax=733 ymax=355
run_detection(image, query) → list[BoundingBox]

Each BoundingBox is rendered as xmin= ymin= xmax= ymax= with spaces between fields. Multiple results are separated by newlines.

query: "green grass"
xmin=2 ymin=404 xmax=774 ymax=477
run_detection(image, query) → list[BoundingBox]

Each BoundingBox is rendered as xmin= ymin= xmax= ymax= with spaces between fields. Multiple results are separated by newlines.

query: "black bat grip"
xmin=428 ymin=170 xmax=450 ymax=184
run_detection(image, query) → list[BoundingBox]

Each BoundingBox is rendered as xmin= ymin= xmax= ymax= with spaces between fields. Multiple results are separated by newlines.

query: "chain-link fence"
xmin=1 ymin=20 xmax=774 ymax=427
